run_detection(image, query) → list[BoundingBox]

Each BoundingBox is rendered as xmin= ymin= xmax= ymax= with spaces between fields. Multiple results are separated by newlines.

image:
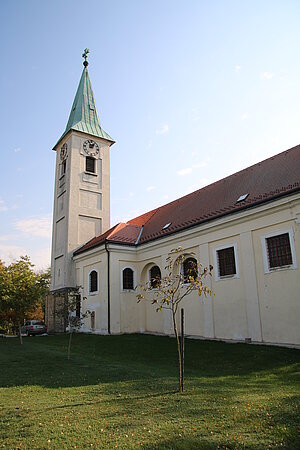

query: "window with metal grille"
xmin=123 ymin=268 xmax=134 ymax=290
xmin=86 ymin=156 xmax=96 ymax=173
xmin=183 ymin=257 xmax=198 ymax=282
xmin=217 ymin=247 xmax=236 ymax=277
xmin=89 ymin=270 xmax=98 ymax=293
xmin=266 ymin=233 xmax=292 ymax=268
xmin=149 ymin=265 xmax=161 ymax=288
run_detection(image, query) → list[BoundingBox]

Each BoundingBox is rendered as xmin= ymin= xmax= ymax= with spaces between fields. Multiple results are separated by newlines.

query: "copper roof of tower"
xmin=74 ymin=144 xmax=300 ymax=256
xmin=54 ymin=56 xmax=114 ymax=149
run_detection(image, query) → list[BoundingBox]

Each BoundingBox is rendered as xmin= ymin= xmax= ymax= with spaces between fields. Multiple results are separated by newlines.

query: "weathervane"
xmin=82 ymin=48 xmax=90 ymax=67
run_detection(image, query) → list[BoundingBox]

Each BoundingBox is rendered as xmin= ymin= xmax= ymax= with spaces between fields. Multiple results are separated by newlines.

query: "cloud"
xmin=261 ymin=72 xmax=274 ymax=80
xmin=177 ymin=167 xmax=193 ymax=176
xmin=0 ymin=234 xmax=18 ymax=242
xmin=14 ymin=215 xmax=52 ymax=238
xmin=0 ymin=244 xmax=28 ymax=263
xmin=31 ymin=247 xmax=51 ymax=270
xmin=156 ymin=124 xmax=169 ymax=135
xmin=182 ymin=179 xmax=212 ymax=196
xmin=14 ymin=147 xmax=22 ymax=153
xmin=146 ymin=186 xmax=156 ymax=192
xmin=0 ymin=244 xmax=50 ymax=269
xmin=0 ymin=198 xmax=8 ymax=212
xmin=177 ymin=158 xmax=211 ymax=176
xmin=191 ymin=108 xmax=201 ymax=123
xmin=235 ymin=64 xmax=242 ymax=73
xmin=241 ymin=113 xmax=249 ymax=121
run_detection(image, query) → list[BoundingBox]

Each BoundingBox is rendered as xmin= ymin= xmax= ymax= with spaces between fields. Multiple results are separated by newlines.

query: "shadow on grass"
xmin=0 ymin=333 xmax=299 ymax=390
xmin=142 ymin=437 xmax=228 ymax=450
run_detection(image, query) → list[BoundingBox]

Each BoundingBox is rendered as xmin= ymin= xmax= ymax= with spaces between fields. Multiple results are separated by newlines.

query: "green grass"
xmin=0 ymin=334 xmax=299 ymax=449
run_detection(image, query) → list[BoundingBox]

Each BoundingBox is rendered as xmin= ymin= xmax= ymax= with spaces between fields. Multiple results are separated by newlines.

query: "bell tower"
xmin=50 ymin=49 xmax=115 ymax=292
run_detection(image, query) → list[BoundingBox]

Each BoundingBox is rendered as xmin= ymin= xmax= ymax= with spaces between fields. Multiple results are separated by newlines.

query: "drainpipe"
xmin=105 ymin=241 xmax=111 ymax=334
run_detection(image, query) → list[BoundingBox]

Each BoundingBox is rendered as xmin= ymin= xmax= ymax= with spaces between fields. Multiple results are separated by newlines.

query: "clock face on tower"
xmin=83 ymin=139 xmax=99 ymax=157
xmin=60 ymin=143 xmax=68 ymax=160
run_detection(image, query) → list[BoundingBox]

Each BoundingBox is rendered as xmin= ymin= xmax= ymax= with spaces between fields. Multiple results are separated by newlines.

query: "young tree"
xmin=136 ymin=247 xmax=213 ymax=392
xmin=0 ymin=257 xmax=50 ymax=343
xmin=53 ymin=287 xmax=90 ymax=360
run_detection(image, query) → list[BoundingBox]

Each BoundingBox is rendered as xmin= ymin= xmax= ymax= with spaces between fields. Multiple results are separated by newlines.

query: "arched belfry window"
xmin=149 ymin=265 xmax=161 ymax=288
xmin=122 ymin=268 xmax=134 ymax=290
xmin=89 ymin=270 xmax=98 ymax=293
xmin=183 ymin=257 xmax=198 ymax=283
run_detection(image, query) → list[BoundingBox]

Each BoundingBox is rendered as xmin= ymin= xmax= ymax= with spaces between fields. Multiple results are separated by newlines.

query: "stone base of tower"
xmin=45 ymin=294 xmax=66 ymax=334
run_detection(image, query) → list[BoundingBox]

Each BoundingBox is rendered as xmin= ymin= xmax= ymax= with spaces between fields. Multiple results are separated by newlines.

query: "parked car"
xmin=21 ymin=320 xmax=47 ymax=336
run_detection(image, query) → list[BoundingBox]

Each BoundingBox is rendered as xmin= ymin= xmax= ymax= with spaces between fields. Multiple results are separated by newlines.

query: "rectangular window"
xmin=217 ymin=247 xmax=236 ymax=277
xmin=60 ymin=160 xmax=66 ymax=177
xmin=86 ymin=157 xmax=96 ymax=173
xmin=266 ymin=233 xmax=293 ymax=268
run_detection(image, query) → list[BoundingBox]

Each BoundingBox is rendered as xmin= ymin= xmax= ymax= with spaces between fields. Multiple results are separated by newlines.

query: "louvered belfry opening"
xmin=266 ymin=233 xmax=292 ymax=268
xmin=86 ymin=156 xmax=95 ymax=173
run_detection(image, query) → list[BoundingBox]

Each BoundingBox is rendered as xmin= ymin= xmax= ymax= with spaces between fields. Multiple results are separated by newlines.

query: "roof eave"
xmin=53 ymin=128 xmax=115 ymax=151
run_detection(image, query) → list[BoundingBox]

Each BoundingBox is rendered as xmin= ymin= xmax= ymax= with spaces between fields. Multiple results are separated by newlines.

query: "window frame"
xmin=261 ymin=228 xmax=297 ymax=273
xmin=85 ymin=156 xmax=96 ymax=174
xmin=121 ymin=266 xmax=136 ymax=291
xmin=182 ymin=257 xmax=198 ymax=284
xmin=213 ymin=243 xmax=239 ymax=281
xmin=61 ymin=159 xmax=66 ymax=176
xmin=148 ymin=265 xmax=162 ymax=289
xmin=88 ymin=269 xmax=99 ymax=295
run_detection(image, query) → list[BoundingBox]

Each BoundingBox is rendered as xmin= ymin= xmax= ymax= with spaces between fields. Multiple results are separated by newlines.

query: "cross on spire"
xmin=82 ymin=48 xmax=90 ymax=67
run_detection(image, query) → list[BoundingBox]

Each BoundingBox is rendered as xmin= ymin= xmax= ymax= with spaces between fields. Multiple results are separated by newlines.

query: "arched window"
xmin=149 ymin=265 xmax=161 ymax=288
xmin=123 ymin=268 xmax=134 ymax=290
xmin=183 ymin=257 xmax=198 ymax=283
xmin=89 ymin=270 xmax=98 ymax=293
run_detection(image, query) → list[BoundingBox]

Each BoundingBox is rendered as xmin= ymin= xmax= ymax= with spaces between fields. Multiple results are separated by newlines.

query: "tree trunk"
xmin=67 ymin=329 xmax=73 ymax=360
xmin=18 ymin=323 xmax=23 ymax=345
xmin=172 ymin=307 xmax=183 ymax=392
xmin=180 ymin=308 xmax=185 ymax=392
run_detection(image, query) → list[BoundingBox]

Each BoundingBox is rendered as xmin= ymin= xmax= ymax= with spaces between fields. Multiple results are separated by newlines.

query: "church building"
xmin=47 ymin=52 xmax=300 ymax=347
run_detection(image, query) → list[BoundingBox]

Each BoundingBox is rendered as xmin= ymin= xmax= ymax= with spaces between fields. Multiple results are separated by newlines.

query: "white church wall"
xmin=73 ymin=193 xmax=300 ymax=346
xmin=253 ymin=219 xmax=300 ymax=345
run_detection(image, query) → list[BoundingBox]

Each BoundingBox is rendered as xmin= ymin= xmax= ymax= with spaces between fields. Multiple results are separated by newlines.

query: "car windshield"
xmin=32 ymin=321 xmax=44 ymax=325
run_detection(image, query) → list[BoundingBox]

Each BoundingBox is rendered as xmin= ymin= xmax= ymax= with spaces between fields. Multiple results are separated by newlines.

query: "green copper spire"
xmin=54 ymin=50 xmax=114 ymax=148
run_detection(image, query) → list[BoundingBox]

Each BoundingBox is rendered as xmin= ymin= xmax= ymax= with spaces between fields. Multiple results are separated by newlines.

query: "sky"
xmin=1 ymin=0 xmax=300 ymax=270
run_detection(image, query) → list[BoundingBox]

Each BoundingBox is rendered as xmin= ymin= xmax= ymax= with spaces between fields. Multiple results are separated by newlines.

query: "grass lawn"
xmin=0 ymin=334 xmax=299 ymax=449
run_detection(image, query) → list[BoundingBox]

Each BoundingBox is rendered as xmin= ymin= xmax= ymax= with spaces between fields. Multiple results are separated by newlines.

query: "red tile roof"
xmin=74 ymin=144 xmax=300 ymax=256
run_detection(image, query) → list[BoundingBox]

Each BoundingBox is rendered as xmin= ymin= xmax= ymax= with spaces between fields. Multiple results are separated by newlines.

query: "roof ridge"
xmin=127 ymin=144 xmax=300 ymax=225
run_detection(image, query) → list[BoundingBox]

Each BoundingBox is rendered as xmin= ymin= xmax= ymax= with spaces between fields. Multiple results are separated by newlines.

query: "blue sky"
xmin=1 ymin=0 xmax=300 ymax=269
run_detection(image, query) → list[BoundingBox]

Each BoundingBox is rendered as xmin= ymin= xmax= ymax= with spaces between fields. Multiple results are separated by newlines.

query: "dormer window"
xmin=86 ymin=156 xmax=96 ymax=173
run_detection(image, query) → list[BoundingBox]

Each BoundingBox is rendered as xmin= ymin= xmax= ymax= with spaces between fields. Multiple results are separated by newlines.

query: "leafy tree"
xmin=137 ymin=247 xmax=213 ymax=392
xmin=53 ymin=287 xmax=90 ymax=360
xmin=0 ymin=256 xmax=50 ymax=343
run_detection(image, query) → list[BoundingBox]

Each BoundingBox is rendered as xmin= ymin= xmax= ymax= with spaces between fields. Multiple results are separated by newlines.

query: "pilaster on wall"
xmin=240 ymin=231 xmax=262 ymax=342
xmin=161 ymin=253 xmax=173 ymax=335
xmin=199 ymin=243 xmax=215 ymax=338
